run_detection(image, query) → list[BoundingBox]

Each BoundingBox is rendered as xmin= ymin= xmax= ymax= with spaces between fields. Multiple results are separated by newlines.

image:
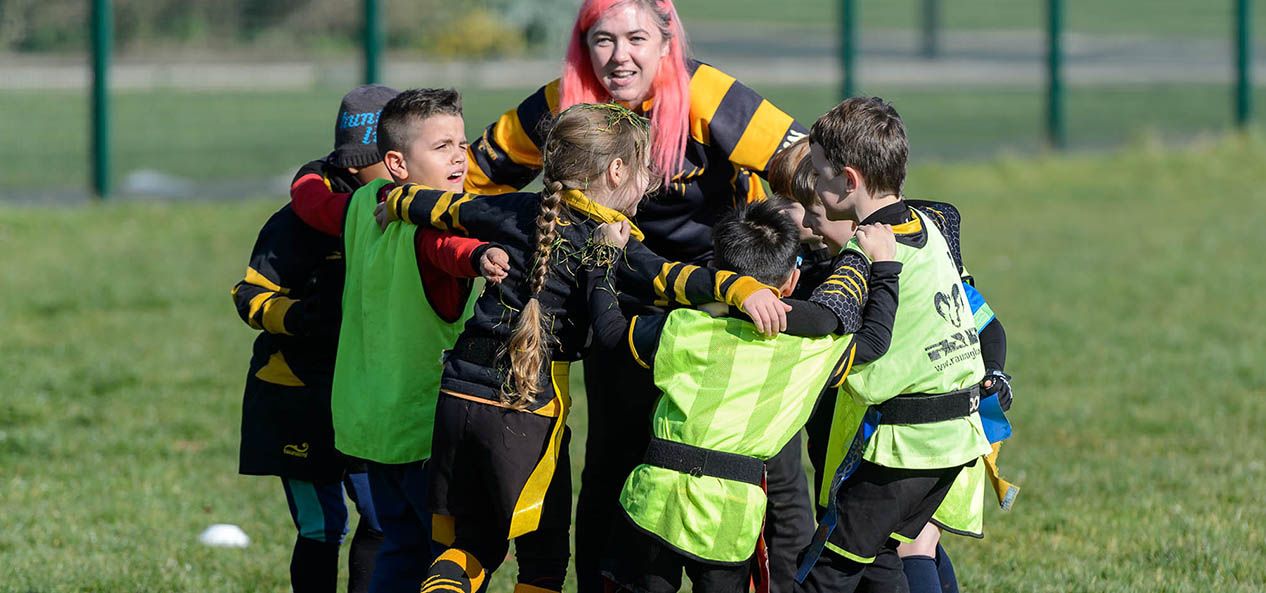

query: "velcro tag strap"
xmin=643 ymin=438 xmax=765 ymax=486
xmin=875 ymin=386 xmax=981 ymax=425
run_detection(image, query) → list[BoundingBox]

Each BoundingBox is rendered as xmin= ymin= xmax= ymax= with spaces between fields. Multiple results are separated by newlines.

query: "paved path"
xmin=3 ymin=29 xmax=1263 ymax=90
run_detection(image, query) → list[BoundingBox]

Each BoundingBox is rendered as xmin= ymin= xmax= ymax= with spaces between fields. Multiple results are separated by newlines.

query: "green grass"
xmin=3 ymin=134 xmax=1264 ymax=591
xmin=5 ymin=85 xmax=1263 ymax=194
xmin=0 ymin=88 xmax=536 ymax=195
xmin=675 ymin=0 xmax=1266 ymax=37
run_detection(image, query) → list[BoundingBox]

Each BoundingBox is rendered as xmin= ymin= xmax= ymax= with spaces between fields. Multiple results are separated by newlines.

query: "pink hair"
xmin=561 ymin=0 xmax=691 ymax=184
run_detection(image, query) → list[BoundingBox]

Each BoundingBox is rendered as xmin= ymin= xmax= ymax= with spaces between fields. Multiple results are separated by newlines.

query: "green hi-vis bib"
xmin=840 ymin=209 xmax=991 ymax=470
xmin=619 ymin=309 xmax=852 ymax=563
xmin=931 ymin=457 xmax=986 ymax=537
xmin=331 ymin=179 xmax=476 ymax=464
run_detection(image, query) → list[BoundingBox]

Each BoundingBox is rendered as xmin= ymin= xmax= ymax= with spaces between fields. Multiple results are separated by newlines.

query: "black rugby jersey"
xmin=465 ymin=60 xmax=806 ymax=267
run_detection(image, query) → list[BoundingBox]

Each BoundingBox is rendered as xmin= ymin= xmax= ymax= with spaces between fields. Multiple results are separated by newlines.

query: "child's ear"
xmin=780 ymin=268 xmax=801 ymax=297
xmin=383 ymin=150 xmax=407 ymax=181
xmin=606 ymin=157 xmax=626 ymax=189
xmin=842 ymin=166 xmax=862 ymax=193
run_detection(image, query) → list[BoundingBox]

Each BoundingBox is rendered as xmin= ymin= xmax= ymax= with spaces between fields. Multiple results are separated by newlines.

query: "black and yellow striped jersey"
xmin=380 ymin=184 xmax=774 ymax=412
xmin=231 ymin=160 xmax=356 ymax=388
xmin=466 ymin=59 xmax=806 ymax=266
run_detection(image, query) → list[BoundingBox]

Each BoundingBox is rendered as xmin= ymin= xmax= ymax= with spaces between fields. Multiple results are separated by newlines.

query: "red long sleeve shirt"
xmin=290 ymin=163 xmax=485 ymax=321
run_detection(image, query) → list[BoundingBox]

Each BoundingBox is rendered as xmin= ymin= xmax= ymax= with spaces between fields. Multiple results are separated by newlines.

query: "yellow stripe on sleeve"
xmin=672 ymin=264 xmax=700 ymax=306
xmin=429 ymin=191 xmax=456 ymax=230
xmin=260 ymin=296 xmax=297 ymax=335
xmin=823 ymin=275 xmax=864 ymax=301
xmin=653 ymin=262 xmax=679 ymax=302
xmin=543 ymin=79 xmax=561 ymax=112
xmin=628 ymin=316 xmax=650 ymax=370
xmin=244 ymin=267 xmax=287 ymax=294
xmin=447 ymin=193 xmax=477 ymax=234
xmin=687 ymin=65 xmax=737 ymax=144
xmin=464 ymin=158 xmax=518 ymax=195
xmin=491 ymin=110 xmax=544 ymax=168
xmin=246 ymin=292 xmax=272 ymax=330
xmin=831 ymin=344 xmax=857 ymax=388
xmin=837 ymin=266 xmax=867 ymax=288
xmin=822 ymin=285 xmax=861 ymax=302
xmin=713 ymin=270 xmax=737 ymax=302
xmin=729 ymin=100 xmax=795 ymax=170
xmin=398 ymin=186 xmax=417 ymax=225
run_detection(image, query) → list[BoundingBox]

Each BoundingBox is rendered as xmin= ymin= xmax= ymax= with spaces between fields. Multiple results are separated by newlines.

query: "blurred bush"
xmin=0 ymin=0 xmax=575 ymax=57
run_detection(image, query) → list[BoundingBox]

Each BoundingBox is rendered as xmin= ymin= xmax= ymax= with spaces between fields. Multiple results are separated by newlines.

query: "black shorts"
xmin=425 ymin=393 xmax=572 ymax=539
xmin=238 ymin=374 xmax=347 ymax=483
xmin=602 ymin=511 xmax=752 ymax=593
xmin=826 ymin=459 xmax=969 ymax=563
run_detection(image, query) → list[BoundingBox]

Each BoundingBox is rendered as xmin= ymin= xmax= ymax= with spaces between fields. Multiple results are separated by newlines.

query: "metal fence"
xmin=0 ymin=0 xmax=1260 ymax=201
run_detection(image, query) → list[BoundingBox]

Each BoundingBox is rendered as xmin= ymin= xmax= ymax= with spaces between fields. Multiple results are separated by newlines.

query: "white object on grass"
xmin=198 ymin=524 xmax=250 ymax=548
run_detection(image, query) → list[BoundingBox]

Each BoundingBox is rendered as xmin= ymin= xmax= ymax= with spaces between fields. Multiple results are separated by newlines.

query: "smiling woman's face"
xmin=586 ymin=3 xmax=670 ymax=107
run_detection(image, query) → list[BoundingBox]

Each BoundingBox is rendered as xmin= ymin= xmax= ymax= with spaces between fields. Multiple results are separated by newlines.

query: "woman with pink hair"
xmin=466 ymin=1 xmax=812 ymax=592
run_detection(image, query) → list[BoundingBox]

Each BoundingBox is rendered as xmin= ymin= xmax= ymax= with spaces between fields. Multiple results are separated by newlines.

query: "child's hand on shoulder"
xmin=593 ymin=220 xmax=631 ymax=249
xmin=855 ymin=223 xmax=895 ymax=262
xmin=373 ymin=201 xmax=399 ymax=231
xmin=742 ymin=290 xmax=791 ymax=338
xmin=480 ymin=247 xmax=510 ymax=284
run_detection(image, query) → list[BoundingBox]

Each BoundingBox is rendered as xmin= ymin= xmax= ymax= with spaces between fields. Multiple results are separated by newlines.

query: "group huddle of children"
xmin=233 ymin=84 xmax=1017 ymax=593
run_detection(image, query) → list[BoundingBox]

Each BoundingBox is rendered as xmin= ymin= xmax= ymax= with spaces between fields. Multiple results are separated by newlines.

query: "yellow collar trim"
xmin=559 ymin=190 xmax=645 ymax=241
xmin=890 ymin=208 xmax=924 ymax=235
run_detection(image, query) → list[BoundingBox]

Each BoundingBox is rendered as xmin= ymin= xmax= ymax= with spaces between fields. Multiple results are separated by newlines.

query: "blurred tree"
xmin=0 ymin=0 xmax=576 ymax=55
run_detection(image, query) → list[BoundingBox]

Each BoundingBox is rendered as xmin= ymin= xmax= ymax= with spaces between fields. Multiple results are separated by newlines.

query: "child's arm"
xmin=230 ymin=210 xmax=336 ymax=336
xmin=806 ymin=250 xmax=870 ymax=335
xmin=464 ymin=82 xmax=554 ymax=195
xmin=587 ymin=264 xmax=666 ymax=370
xmin=619 ymin=239 xmax=789 ymax=336
xmin=289 ymin=162 xmax=352 ymax=237
xmin=414 ymin=228 xmax=494 ymax=280
xmin=965 ymin=281 xmax=1011 ymax=409
xmin=813 ymin=257 xmax=900 ymax=391
xmin=380 ymin=184 xmax=530 ymax=239
xmin=848 ymin=260 xmax=901 ymax=364
xmin=800 ymin=222 xmax=897 ymax=335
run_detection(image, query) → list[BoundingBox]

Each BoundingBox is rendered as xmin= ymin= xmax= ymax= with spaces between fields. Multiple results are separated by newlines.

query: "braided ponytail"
xmin=501 ymin=103 xmax=653 ymax=408
xmin=503 ymin=179 xmax=566 ymax=408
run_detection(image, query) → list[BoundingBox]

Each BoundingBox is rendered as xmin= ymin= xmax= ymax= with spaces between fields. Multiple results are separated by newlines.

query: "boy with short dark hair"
xmin=233 ymin=83 xmax=401 ymax=593
xmin=794 ymin=97 xmax=1007 ymax=593
xmin=285 ymin=87 xmax=511 ymax=593
xmin=589 ymin=200 xmax=903 ymax=593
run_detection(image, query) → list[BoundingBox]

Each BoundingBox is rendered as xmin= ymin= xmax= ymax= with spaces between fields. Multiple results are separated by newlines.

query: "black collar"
xmin=860 ymin=200 xmax=911 ymax=226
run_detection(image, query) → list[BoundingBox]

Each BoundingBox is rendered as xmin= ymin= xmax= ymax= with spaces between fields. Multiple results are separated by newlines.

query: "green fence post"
xmin=1235 ymin=0 xmax=1253 ymax=128
xmin=91 ymin=0 xmax=111 ymax=199
xmin=921 ymin=0 xmax=940 ymax=59
xmin=364 ymin=0 xmax=382 ymax=84
xmin=841 ymin=0 xmax=857 ymax=99
xmin=1045 ymin=0 xmax=1065 ymax=149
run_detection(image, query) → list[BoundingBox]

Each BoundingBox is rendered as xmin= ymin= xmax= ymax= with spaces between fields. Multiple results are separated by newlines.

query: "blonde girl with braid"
xmin=371 ymin=103 xmax=789 ymax=593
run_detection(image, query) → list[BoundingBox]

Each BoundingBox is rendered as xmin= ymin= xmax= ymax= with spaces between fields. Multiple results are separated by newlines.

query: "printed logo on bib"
xmin=934 ymin=284 xmax=966 ymax=328
xmin=924 ymin=283 xmax=981 ymax=371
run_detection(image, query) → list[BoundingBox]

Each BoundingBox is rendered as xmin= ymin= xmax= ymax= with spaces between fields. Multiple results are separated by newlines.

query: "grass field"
xmin=2 ymin=133 xmax=1264 ymax=591
xmin=4 ymin=85 xmax=1263 ymax=195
